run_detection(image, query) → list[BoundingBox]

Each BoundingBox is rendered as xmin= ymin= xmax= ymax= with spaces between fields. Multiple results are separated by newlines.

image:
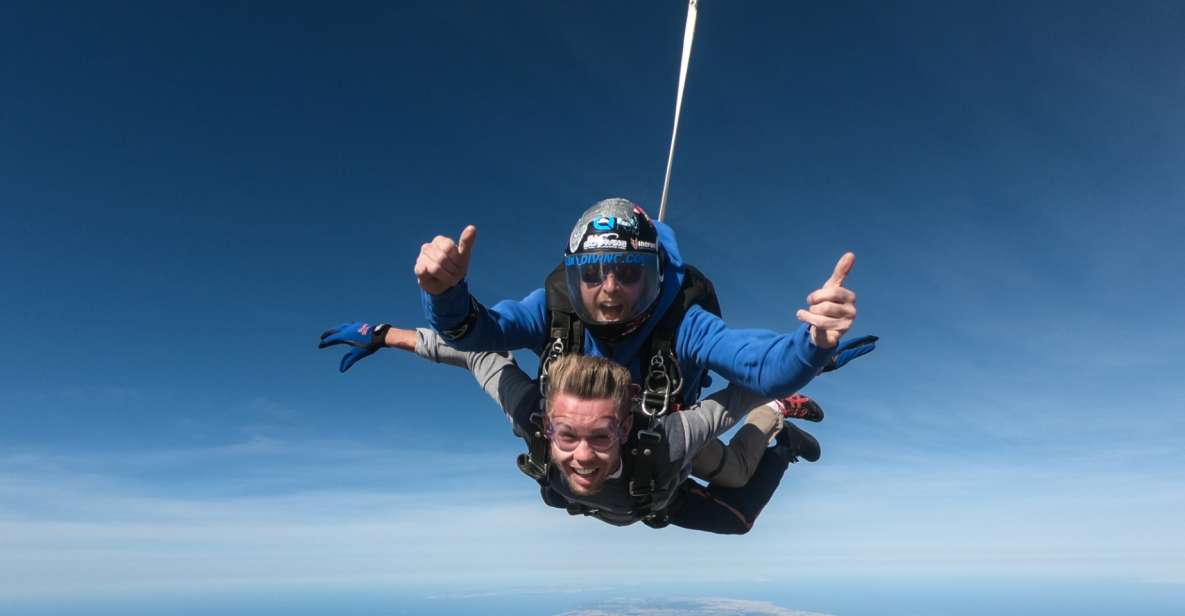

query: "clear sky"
xmin=2 ymin=0 xmax=1184 ymax=612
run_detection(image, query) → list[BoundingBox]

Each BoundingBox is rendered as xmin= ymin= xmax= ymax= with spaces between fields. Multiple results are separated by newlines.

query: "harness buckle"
xmin=636 ymin=429 xmax=662 ymax=446
xmin=641 ymin=349 xmax=683 ymax=417
xmin=516 ymin=453 xmax=547 ymax=481
xmin=538 ymin=338 xmax=566 ymax=397
xmin=628 ymin=479 xmax=656 ymax=497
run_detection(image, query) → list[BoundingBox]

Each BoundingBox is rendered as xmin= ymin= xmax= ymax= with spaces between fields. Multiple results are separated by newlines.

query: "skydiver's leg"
xmin=665 ymin=481 xmax=759 ymax=535
xmin=690 ymin=403 xmax=783 ymax=488
xmin=669 ymin=424 xmax=818 ymax=534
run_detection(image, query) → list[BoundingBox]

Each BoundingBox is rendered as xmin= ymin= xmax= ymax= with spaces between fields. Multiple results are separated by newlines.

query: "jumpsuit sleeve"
xmin=414 ymin=328 xmax=539 ymax=429
xmin=676 ymin=305 xmax=836 ymax=399
xmin=419 ymin=282 xmax=548 ymax=353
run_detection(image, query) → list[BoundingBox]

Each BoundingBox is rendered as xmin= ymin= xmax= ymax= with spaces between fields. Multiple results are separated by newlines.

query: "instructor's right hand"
xmin=415 ymin=225 xmax=477 ymax=295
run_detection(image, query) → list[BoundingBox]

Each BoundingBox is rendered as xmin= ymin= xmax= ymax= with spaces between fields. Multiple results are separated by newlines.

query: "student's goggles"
xmin=546 ymin=421 xmax=629 ymax=453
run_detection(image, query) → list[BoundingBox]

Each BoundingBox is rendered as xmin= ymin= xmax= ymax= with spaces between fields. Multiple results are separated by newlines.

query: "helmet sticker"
xmin=583 ymin=234 xmax=628 ymax=250
xmin=592 ymin=216 xmax=617 ymax=231
xmin=565 ymin=252 xmax=655 ymax=266
xmin=567 ymin=198 xmax=658 ymax=256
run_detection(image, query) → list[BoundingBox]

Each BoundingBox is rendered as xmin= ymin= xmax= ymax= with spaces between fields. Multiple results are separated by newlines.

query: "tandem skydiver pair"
xmin=321 ymin=198 xmax=876 ymax=533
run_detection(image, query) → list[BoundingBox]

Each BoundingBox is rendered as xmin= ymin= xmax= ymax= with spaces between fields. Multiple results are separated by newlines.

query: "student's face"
xmin=547 ymin=393 xmax=631 ymax=496
xmin=578 ymin=270 xmax=645 ymax=323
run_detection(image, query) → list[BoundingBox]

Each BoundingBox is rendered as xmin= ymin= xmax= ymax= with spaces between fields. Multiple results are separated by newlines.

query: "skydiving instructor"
xmin=413 ymin=201 xmax=860 ymax=399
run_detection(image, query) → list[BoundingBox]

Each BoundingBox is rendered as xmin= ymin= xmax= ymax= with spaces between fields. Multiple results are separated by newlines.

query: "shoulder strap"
xmin=628 ymin=264 xmax=722 ymax=517
xmin=542 ymin=264 xmax=585 ymax=361
xmin=624 ymin=417 xmax=663 ymax=516
xmin=517 ymin=265 xmax=587 ymax=486
xmin=681 ymin=264 xmax=722 ymax=318
xmin=637 ymin=264 xmax=721 ymax=415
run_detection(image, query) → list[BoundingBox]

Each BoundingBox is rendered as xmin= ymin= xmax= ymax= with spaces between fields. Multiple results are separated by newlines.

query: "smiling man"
xmin=321 ymin=321 xmax=865 ymax=532
xmin=394 ymin=328 xmax=819 ymax=532
xmin=542 ymin=353 xmax=635 ymax=497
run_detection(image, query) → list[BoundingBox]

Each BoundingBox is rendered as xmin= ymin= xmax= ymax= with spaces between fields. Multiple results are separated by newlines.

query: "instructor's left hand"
xmin=796 ymin=252 xmax=857 ymax=349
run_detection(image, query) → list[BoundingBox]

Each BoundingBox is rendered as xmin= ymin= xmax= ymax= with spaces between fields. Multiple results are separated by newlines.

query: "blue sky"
xmin=2 ymin=0 xmax=1184 ymax=611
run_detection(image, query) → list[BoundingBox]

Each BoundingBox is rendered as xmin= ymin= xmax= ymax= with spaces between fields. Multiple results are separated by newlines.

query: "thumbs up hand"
xmin=796 ymin=252 xmax=857 ymax=349
xmin=415 ymin=225 xmax=478 ymax=295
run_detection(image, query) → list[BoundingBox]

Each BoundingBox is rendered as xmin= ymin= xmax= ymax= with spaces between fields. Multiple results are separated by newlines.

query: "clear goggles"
xmin=546 ymin=421 xmax=628 ymax=453
xmin=563 ymin=251 xmax=661 ymax=324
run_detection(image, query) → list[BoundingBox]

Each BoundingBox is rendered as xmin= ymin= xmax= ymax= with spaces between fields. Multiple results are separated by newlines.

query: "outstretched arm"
xmin=677 ymin=310 xmax=829 ymax=399
xmin=420 ymin=285 xmax=549 ymax=353
xmin=407 ymin=327 xmax=539 ymax=429
xmin=319 ymin=322 xmax=538 ymax=428
xmin=383 ymin=326 xmax=418 ymax=352
xmin=677 ymin=253 xmax=861 ymax=398
xmin=414 ymin=225 xmax=549 ymax=353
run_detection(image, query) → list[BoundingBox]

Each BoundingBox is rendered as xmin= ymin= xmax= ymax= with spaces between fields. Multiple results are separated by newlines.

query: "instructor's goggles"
xmin=563 ymin=251 xmax=661 ymax=325
xmin=580 ymin=261 xmax=644 ymax=285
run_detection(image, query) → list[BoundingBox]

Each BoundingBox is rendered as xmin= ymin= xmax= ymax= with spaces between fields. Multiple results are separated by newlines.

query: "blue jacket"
xmin=421 ymin=222 xmax=834 ymax=405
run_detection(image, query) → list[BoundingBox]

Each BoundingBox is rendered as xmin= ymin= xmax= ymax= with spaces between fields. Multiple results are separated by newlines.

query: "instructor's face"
xmin=547 ymin=393 xmax=630 ymax=496
xmin=579 ymin=272 xmax=643 ymax=323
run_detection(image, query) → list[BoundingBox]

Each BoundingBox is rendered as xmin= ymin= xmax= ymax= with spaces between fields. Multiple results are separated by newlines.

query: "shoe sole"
xmin=779 ymin=423 xmax=821 ymax=463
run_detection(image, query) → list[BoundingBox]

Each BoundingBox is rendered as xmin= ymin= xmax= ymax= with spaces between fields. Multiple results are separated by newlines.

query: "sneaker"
xmin=776 ymin=393 xmax=824 ymax=423
xmin=776 ymin=422 xmax=821 ymax=463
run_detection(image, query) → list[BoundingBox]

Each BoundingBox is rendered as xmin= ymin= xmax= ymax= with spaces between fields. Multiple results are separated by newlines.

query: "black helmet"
xmin=564 ymin=198 xmax=663 ymax=339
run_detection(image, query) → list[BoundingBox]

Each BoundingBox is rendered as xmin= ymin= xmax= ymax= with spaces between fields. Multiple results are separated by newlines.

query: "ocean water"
xmin=5 ymin=578 xmax=1183 ymax=616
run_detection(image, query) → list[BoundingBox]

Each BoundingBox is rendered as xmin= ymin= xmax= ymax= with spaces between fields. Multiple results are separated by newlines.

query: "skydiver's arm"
xmin=411 ymin=327 xmax=538 ymax=429
xmin=383 ymin=327 xmax=418 ymax=351
xmin=414 ymin=226 xmax=546 ymax=352
xmin=420 ymin=284 xmax=549 ymax=354
xmin=676 ymin=305 xmax=835 ymax=399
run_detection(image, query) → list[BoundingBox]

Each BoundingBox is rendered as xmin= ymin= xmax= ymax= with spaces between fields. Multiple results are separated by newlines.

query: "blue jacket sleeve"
xmin=676 ymin=305 xmax=835 ymax=399
xmin=420 ymin=281 xmax=549 ymax=354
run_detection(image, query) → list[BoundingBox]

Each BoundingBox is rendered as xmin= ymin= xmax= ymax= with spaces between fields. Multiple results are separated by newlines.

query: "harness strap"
xmin=626 ymin=420 xmax=664 ymax=517
xmin=515 ymin=408 xmax=549 ymax=484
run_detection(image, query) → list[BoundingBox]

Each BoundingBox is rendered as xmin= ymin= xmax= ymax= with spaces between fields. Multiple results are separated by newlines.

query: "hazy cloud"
xmin=557 ymin=597 xmax=831 ymax=616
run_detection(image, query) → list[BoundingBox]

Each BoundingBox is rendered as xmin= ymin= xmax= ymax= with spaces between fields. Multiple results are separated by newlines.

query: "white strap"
xmin=657 ymin=0 xmax=698 ymax=223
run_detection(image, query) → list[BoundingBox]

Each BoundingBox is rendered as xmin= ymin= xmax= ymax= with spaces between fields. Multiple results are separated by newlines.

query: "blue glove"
xmin=821 ymin=335 xmax=878 ymax=373
xmin=318 ymin=321 xmax=390 ymax=373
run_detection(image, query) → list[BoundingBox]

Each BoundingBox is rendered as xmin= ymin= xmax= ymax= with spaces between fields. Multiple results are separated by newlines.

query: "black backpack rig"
xmin=516 ymin=262 xmax=721 ymax=527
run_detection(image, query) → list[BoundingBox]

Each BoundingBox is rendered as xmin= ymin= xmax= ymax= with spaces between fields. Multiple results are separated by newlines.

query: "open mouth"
xmin=598 ymin=303 xmax=625 ymax=321
xmin=568 ymin=465 xmax=599 ymax=487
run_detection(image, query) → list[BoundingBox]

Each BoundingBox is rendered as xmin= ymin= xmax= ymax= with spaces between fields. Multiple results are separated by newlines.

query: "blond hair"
xmin=544 ymin=354 xmax=633 ymax=421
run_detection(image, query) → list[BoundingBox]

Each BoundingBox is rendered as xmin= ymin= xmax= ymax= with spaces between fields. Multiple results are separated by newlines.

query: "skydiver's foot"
xmin=776 ymin=422 xmax=821 ymax=463
xmin=776 ymin=393 xmax=824 ymax=423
